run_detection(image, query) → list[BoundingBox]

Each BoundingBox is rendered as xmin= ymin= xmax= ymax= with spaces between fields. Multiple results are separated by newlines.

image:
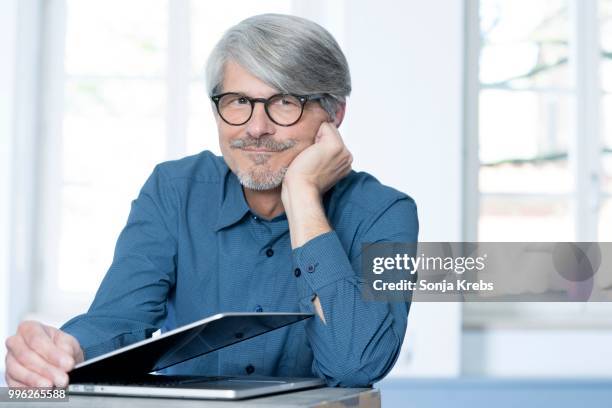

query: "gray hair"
xmin=205 ymin=13 xmax=351 ymax=119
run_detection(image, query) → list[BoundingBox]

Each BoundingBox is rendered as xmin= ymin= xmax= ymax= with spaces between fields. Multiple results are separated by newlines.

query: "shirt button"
xmin=294 ymin=268 xmax=301 ymax=277
xmin=252 ymin=215 xmax=259 ymax=221
xmin=307 ymin=264 xmax=315 ymax=273
xmin=254 ymin=305 xmax=263 ymax=312
xmin=266 ymin=248 xmax=274 ymax=257
xmin=245 ymin=364 xmax=255 ymax=375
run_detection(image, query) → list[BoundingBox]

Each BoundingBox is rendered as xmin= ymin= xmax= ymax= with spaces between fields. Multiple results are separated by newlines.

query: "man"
xmin=4 ymin=13 xmax=418 ymax=389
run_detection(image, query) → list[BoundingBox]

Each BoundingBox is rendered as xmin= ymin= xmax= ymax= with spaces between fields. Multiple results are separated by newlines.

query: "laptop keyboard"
xmin=82 ymin=374 xmax=230 ymax=388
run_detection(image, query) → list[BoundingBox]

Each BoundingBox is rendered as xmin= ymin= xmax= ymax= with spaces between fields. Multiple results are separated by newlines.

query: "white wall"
xmin=0 ymin=0 xmax=18 ymax=373
xmin=0 ymin=0 xmax=42 ymax=373
xmin=342 ymin=0 xmax=465 ymax=377
xmin=343 ymin=0 xmax=465 ymax=242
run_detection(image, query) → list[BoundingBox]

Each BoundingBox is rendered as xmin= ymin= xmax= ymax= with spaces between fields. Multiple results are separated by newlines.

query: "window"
xmin=37 ymin=0 xmax=294 ymax=319
xmin=474 ymin=0 xmax=610 ymax=243
xmin=464 ymin=0 xmax=611 ymax=326
xmin=601 ymin=0 xmax=612 ymax=240
xmin=477 ymin=0 xmax=574 ymax=241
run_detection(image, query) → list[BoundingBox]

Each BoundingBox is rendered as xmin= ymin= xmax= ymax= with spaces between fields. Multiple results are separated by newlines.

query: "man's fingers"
xmin=315 ymin=121 xmax=337 ymax=143
xmin=19 ymin=322 xmax=74 ymax=371
xmin=51 ymin=329 xmax=83 ymax=364
xmin=7 ymin=335 xmax=68 ymax=387
xmin=5 ymin=353 xmax=53 ymax=388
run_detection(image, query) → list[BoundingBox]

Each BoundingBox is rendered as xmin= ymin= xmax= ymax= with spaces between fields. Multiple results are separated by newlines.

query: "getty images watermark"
xmin=360 ymin=242 xmax=610 ymax=302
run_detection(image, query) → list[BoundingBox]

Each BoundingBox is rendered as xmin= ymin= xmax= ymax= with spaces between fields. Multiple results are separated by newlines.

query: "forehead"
xmin=222 ymin=61 xmax=279 ymax=97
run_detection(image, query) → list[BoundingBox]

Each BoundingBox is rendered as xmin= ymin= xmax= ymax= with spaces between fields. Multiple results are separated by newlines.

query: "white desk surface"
xmin=0 ymin=386 xmax=380 ymax=408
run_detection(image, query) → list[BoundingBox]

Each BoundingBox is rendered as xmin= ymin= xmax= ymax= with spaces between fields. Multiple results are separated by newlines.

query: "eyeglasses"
xmin=210 ymin=92 xmax=326 ymax=127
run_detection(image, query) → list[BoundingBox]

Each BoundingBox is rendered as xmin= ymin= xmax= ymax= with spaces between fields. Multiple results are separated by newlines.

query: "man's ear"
xmin=333 ymin=103 xmax=346 ymax=128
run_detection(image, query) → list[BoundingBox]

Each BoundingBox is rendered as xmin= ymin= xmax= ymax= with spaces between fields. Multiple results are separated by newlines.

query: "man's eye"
xmin=277 ymin=98 xmax=298 ymax=106
xmin=222 ymin=96 xmax=249 ymax=107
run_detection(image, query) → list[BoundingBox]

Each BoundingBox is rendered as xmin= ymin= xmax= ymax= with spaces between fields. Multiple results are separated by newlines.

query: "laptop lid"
xmin=68 ymin=312 xmax=313 ymax=383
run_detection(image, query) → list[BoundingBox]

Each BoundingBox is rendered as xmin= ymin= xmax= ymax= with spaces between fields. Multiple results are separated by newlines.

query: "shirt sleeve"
xmin=291 ymin=196 xmax=418 ymax=387
xmin=60 ymin=165 xmax=178 ymax=360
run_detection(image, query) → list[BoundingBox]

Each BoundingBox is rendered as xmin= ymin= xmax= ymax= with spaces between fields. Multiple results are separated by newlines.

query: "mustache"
xmin=230 ymin=137 xmax=296 ymax=151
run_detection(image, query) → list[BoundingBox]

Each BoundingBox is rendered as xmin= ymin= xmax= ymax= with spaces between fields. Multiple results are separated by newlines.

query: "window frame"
xmin=463 ymin=0 xmax=610 ymax=328
xmin=464 ymin=0 xmax=606 ymax=243
xmin=35 ymin=0 xmax=194 ymax=319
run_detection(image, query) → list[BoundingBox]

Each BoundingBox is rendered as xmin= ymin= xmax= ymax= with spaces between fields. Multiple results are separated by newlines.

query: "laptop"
xmin=68 ymin=312 xmax=325 ymax=400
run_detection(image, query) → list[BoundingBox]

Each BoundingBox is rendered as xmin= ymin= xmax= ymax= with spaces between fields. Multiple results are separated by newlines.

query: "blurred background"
xmin=1 ymin=0 xmax=611 ymax=406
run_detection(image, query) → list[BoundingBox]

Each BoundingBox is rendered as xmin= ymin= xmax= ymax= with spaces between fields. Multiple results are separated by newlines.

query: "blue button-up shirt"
xmin=61 ymin=150 xmax=419 ymax=387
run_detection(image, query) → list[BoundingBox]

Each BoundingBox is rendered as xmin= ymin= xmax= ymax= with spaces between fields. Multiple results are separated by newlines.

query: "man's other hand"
xmin=4 ymin=321 xmax=84 ymax=388
xmin=282 ymin=121 xmax=353 ymax=196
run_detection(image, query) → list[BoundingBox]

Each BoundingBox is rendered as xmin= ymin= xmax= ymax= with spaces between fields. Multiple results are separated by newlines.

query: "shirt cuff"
xmin=61 ymin=316 xmax=155 ymax=360
xmin=60 ymin=317 xmax=108 ymax=360
xmin=291 ymin=230 xmax=356 ymax=300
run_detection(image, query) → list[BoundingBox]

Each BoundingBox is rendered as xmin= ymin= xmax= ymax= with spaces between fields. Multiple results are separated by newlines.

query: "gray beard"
xmin=230 ymin=138 xmax=296 ymax=190
xmin=236 ymin=165 xmax=289 ymax=190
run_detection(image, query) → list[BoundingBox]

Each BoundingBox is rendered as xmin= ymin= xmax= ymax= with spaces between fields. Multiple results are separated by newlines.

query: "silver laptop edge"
xmin=68 ymin=377 xmax=325 ymax=400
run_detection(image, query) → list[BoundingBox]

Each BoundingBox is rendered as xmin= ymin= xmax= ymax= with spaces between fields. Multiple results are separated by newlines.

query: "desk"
xmin=1 ymin=387 xmax=380 ymax=408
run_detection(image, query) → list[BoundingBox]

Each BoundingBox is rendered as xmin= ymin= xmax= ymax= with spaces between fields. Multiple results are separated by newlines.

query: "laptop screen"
xmin=68 ymin=312 xmax=313 ymax=383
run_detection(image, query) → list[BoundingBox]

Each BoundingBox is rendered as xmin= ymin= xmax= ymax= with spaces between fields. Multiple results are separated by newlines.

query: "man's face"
xmin=214 ymin=61 xmax=330 ymax=190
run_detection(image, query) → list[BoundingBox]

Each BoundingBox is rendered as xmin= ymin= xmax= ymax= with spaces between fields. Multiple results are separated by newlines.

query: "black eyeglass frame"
xmin=210 ymin=92 xmax=327 ymax=127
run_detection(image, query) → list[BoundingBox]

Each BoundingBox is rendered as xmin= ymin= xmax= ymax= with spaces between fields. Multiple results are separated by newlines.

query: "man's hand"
xmin=282 ymin=121 xmax=353 ymax=196
xmin=4 ymin=321 xmax=84 ymax=388
xmin=281 ymin=120 xmax=352 ymax=249
xmin=281 ymin=121 xmax=352 ymax=323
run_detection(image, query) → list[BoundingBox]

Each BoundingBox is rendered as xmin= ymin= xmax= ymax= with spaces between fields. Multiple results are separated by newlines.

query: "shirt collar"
xmin=213 ymin=169 xmax=251 ymax=232
xmin=213 ymin=165 xmax=340 ymax=232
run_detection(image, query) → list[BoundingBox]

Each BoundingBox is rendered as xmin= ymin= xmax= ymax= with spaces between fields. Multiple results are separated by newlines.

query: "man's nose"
xmin=245 ymin=102 xmax=275 ymax=138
